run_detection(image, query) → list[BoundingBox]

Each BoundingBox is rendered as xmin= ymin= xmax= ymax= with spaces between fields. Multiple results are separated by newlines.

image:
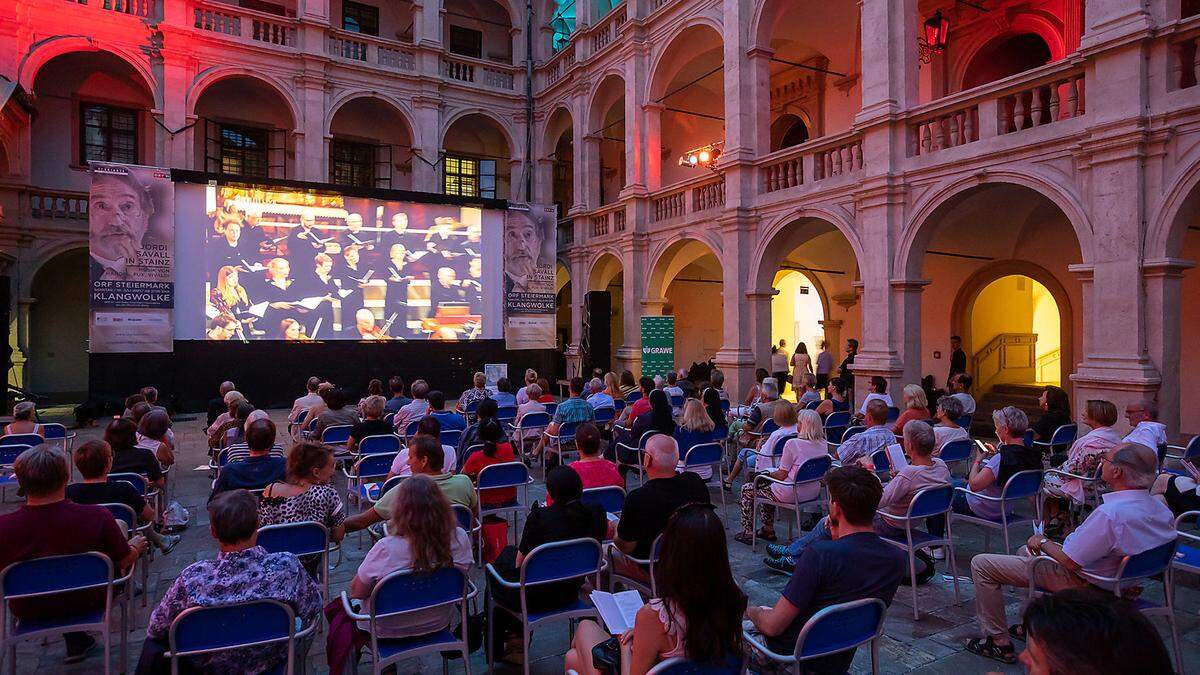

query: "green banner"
xmin=640 ymin=315 xmax=675 ymax=378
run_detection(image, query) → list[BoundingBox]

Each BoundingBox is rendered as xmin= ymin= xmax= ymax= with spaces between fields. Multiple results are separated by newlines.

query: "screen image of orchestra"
xmin=203 ymin=185 xmax=489 ymax=341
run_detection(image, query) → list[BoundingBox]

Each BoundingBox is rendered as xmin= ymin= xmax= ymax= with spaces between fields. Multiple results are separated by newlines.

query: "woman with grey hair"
xmin=136 ymin=408 xmax=175 ymax=467
xmin=3 ymin=401 xmax=42 ymax=437
xmin=932 ymin=395 xmax=970 ymax=449
xmin=346 ymin=394 xmax=391 ymax=454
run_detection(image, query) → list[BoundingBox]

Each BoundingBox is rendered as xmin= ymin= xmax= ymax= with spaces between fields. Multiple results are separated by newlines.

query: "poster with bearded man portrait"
xmin=503 ymin=204 xmax=556 ymax=350
xmin=88 ymin=162 xmax=175 ymax=353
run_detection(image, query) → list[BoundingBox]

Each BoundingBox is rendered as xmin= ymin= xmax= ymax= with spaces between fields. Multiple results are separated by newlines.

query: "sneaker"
xmin=159 ymin=534 xmax=182 ymax=555
xmin=766 ymin=543 xmax=791 ymax=558
xmin=63 ymin=635 xmax=98 ymax=664
xmin=932 ymin=546 xmax=946 ymax=560
xmin=763 ymin=555 xmax=795 ymax=575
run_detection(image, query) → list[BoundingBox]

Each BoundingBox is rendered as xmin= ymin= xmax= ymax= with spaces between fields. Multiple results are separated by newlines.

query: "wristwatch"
xmin=1038 ymin=538 xmax=1050 ymax=549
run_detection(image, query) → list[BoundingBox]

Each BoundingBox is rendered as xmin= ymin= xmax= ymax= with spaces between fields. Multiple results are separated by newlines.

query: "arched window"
xmin=963 ymin=33 xmax=1052 ymax=90
xmin=771 ymin=114 xmax=810 ymax=151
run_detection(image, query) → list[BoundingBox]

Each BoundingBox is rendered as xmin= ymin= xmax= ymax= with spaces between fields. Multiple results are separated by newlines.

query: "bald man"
xmin=612 ymin=434 xmax=711 ymax=579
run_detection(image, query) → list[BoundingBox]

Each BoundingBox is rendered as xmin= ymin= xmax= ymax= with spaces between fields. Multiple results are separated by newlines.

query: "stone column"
xmin=1142 ymin=259 xmax=1194 ymax=436
xmin=565 ymin=249 xmax=590 ymax=379
xmin=535 ymin=157 xmax=555 ymax=206
xmin=570 ymin=87 xmax=591 ymax=215
xmin=580 ymin=135 xmax=602 ymax=210
xmin=295 ymin=74 xmax=326 ymax=182
xmin=715 ymin=214 xmax=759 ymax=400
xmin=641 ymin=102 xmax=663 ymax=192
xmin=621 ymin=40 xmax=651 ymax=196
xmin=160 ymin=53 xmax=191 ymax=170
xmin=411 ymin=96 xmax=442 ymax=193
xmin=818 ymin=319 xmax=843 ymax=368
xmin=846 ymin=182 xmax=905 ymax=404
xmin=857 ymin=0 xmax=919 ymax=124
xmin=890 ymin=279 xmax=929 ymax=388
xmin=614 ymin=237 xmax=649 ymax=375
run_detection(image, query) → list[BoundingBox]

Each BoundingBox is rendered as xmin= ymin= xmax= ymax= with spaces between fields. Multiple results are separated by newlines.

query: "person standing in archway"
xmin=949 ymin=335 xmax=967 ymax=382
xmin=790 ymin=342 xmax=813 ymax=398
xmin=815 ymin=341 xmax=833 ymax=392
xmin=839 ymin=339 xmax=858 ymax=405
xmin=771 ymin=339 xmax=790 ymax=396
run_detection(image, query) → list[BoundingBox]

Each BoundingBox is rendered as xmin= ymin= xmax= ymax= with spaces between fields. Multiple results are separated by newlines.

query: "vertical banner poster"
xmin=88 ymin=163 xmax=175 ymax=353
xmin=640 ymin=315 xmax=675 ymax=377
xmin=503 ymin=204 xmax=557 ymax=350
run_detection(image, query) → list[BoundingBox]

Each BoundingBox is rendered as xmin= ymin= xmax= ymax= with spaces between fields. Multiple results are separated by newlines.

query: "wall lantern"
xmin=919 ymin=10 xmax=950 ymax=63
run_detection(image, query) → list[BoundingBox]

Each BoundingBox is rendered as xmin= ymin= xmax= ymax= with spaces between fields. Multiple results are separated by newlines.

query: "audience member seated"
xmin=290 ymin=376 xmax=323 ymax=423
xmin=948 ymin=373 xmax=976 ymax=416
xmin=931 ymin=395 xmax=970 ymax=449
xmin=515 ymin=368 xmax=539 ymax=405
xmin=219 ymin=401 xmax=255 ymax=449
xmin=702 ymin=388 xmax=729 ymax=436
xmin=384 ymin=375 xmax=411 ymax=414
xmin=0 ymin=444 xmax=145 ymax=665
xmin=565 ymin=422 xmax=622 ymax=495
xmin=1122 ymin=400 xmax=1167 ymax=450
xmin=707 ymin=368 xmax=728 ymax=402
xmin=727 ymin=400 xmax=798 ymax=489
xmin=345 ymin=436 xmax=478 ymax=533
xmin=3 ymin=401 xmax=43 ymax=437
xmin=491 ymin=377 xmax=518 ymax=408
xmin=814 ymin=377 xmax=851 ymax=418
xmin=618 ymin=370 xmax=639 ymax=398
xmin=347 ymin=395 xmax=393 ymax=455
xmin=138 ymin=490 xmax=322 ymax=675
xmin=663 ymin=372 xmax=685 ymax=401
xmin=1041 ymin=399 xmax=1121 ymax=526
xmin=123 ymin=393 xmax=147 ymax=419
xmin=207 ymin=380 xmax=235 ymax=428
xmin=586 ymin=377 xmax=614 ymax=410
xmin=615 ymin=389 xmax=675 ymax=472
xmin=258 ymin=441 xmax=347 ymax=545
xmin=741 ymin=368 xmax=770 ymax=408
xmin=613 ymin=436 xmax=710 ymax=582
xmin=459 ymin=398 xmax=511 ymax=467
xmin=392 ymin=379 xmax=430 ymax=433
xmin=738 ymin=409 xmax=829 ymax=547
xmin=566 ymin=503 xmax=746 ymax=675
xmin=535 ymin=377 xmax=556 ymax=403
xmin=315 ymin=387 xmax=359 ymax=438
xmin=69 ymin=440 xmax=180 ymax=553
xmin=892 ymin=384 xmax=931 ymax=434
xmin=736 ymin=378 xmax=785 ymax=447
xmin=795 ymin=373 xmax=821 ymax=407
xmin=836 ymin=400 xmax=895 ymax=466
xmin=461 ymin=418 xmax=519 ymax=509
xmin=305 ymin=382 xmax=335 ymax=422
xmin=535 ymin=377 xmax=595 ymax=460
xmin=413 ymin=416 xmax=457 ymax=473
xmin=207 ymin=389 xmax=245 ymax=441
xmin=1018 ymin=587 xmax=1174 ymax=674
xmin=745 ymin=466 xmax=906 ymax=674
xmin=488 ymin=467 xmax=606 ymax=664
xmin=326 ymin=474 xmax=474 ymax=674
xmin=1030 ymin=385 xmax=1072 ymax=442
xmin=618 ymin=376 xmax=655 ymax=426
xmin=427 ymin=390 xmax=466 ymax=433
xmin=106 ymin=417 xmax=164 ymax=488
xmin=603 ymin=372 xmax=625 ymax=403
xmin=675 ymin=399 xmax=717 ymax=479
xmin=857 ymin=376 xmax=894 ymax=417
xmin=510 ymin=385 xmax=547 ymax=454
xmin=927 ymin=407 xmax=1042 ymax=543
xmin=456 ymin=371 xmax=492 ymax=414
xmin=964 ymin=442 xmax=1173 ymax=665
xmin=136 ymin=409 xmax=175 ymax=469
xmin=762 ymin=422 xmax=947 ymax=575
xmin=210 ymin=419 xmax=286 ymax=501
xmin=356 ymin=379 xmax=385 ymax=417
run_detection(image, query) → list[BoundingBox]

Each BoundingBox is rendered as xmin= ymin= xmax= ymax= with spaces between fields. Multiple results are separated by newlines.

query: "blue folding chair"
xmin=937 ymin=439 xmax=973 ymax=473
xmin=719 ymin=398 xmax=731 ymax=413
xmin=955 ymin=414 xmax=973 ymax=431
xmin=343 ymin=452 xmax=399 ymax=512
xmin=477 ymin=461 xmax=534 ymax=538
xmin=804 ymin=400 xmax=822 ymax=411
xmin=743 ymin=598 xmax=886 ymax=673
xmin=749 ymin=418 xmax=780 ymax=443
xmin=358 ymin=434 xmax=401 ymax=457
xmin=878 ymin=484 xmax=960 ymax=619
xmin=681 ymin=441 xmax=727 ymax=508
xmin=364 ymin=475 xmax=406 ymax=510
xmin=453 ymin=503 xmax=483 ymax=563
xmin=495 ymin=406 xmax=519 ymax=424
xmin=0 ymin=444 xmax=31 ymax=502
xmin=40 ymin=424 xmax=76 ymax=452
xmin=841 ymin=426 xmax=866 ymax=444
xmin=1163 ymin=436 xmax=1200 ymax=476
xmin=669 ymin=395 xmax=684 ymax=408
xmin=615 ymin=430 xmax=660 ymax=486
xmin=868 ymin=447 xmax=892 ymax=482
xmin=0 ymin=434 xmax=42 ymax=449
xmin=166 ymin=599 xmax=313 ymax=675
xmin=886 ymin=407 xmax=901 ymax=424
xmin=402 ymin=419 xmax=422 ymax=438
xmin=752 ymin=454 xmax=832 ymax=547
xmin=593 ymin=407 xmax=616 ymax=424
xmin=100 ymin=502 xmax=139 ymax=533
xmin=321 ymin=424 xmax=354 ymax=451
xmin=440 ymin=429 xmax=462 ymax=449
xmin=1032 ymin=423 xmax=1076 ymax=457
xmin=339 ymin=567 xmax=474 ymax=675
xmin=485 ymin=538 xmax=602 ymax=675
xmin=823 ymin=411 xmax=851 ymax=447
xmin=544 ymin=421 xmax=580 ymax=473
xmin=508 ymin=412 xmax=551 ymax=459
xmin=288 ymin=409 xmax=309 ymax=438
xmin=952 ymin=469 xmax=1043 ymax=553
xmin=256 ymin=521 xmax=333 ymax=599
xmin=2 ymin=552 xmax=130 ymax=675
xmin=543 ymin=402 xmax=558 ymax=417
xmin=1031 ymin=539 xmax=1182 ymax=674
xmin=626 ymin=391 xmax=643 ymax=404
xmin=646 ymin=653 xmax=745 ymax=674
xmin=463 ymin=399 xmax=481 ymax=423
xmin=581 ymin=486 xmax=625 ymax=515
xmin=612 ymin=398 xmax=627 ymax=412
xmin=607 ymin=532 xmax=664 ymax=597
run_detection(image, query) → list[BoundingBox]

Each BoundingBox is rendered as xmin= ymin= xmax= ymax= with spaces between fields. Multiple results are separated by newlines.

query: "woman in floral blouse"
xmin=1041 ymin=399 xmax=1122 ymax=530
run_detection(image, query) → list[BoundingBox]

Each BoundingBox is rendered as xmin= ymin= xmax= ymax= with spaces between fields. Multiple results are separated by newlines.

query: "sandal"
xmin=733 ymin=532 xmax=754 ymax=546
xmin=965 ymin=637 xmax=1016 ymax=664
xmin=1007 ymin=624 xmax=1026 ymax=642
xmin=755 ymin=529 xmax=778 ymax=542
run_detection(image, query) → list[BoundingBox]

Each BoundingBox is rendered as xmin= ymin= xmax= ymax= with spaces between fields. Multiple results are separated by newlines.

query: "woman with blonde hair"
xmin=736 ymin=408 xmax=826 ymax=543
xmin=327 ymin=474 xmax=473 ymax=673
xmin=211 ymin=266 xmax=251 ymax=314
xmin=516 ymin=368 xmax=539 ymax=405
xmin=891 ymin=383 xmax=931 ymax=434
xmin=725 ymin=402 xmax=799 ymax=502
xmin=675 ymin=398 xmax=717 ymax=479
xmin=603 ymin=372 xmax=624 ymax=401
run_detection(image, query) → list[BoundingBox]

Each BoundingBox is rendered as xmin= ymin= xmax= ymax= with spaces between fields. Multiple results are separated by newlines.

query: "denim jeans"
xmin=783 ymin=516 xmax=832 ymax=556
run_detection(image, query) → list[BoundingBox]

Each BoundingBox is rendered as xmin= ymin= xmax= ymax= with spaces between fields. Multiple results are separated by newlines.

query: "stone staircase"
xmin=970 ymin=383 xmax=1046 ymax=437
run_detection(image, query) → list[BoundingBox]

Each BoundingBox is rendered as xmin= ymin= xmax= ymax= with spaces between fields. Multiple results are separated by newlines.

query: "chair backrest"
xmin=683 ymin=441 xmax=723 ymax=467
xmin=404 ymin=419 xmax=422 ymax=437
xmin=294 ymin=409 xmax=309 ymax=426
xmin=1001 ymin=469 xmax=1044 ymax=501
xmin=382 ymin=412 xmax=395 ymax=426
xmin=938 ymin=439 xmax=973 ymax=463
xmin=353 ymin=452 xmax=398 ymax=481
xmin=0 ymin=433 xmax=43 ymax=448
xmin=169 ymin=599 xmax=295 ymax=660
xmin=759 ymin=418 xmax=779 ymax=436
xmin=594 ymin=407 xmax=616 ymax=423
xmin=0 ymin=444 xmax=30 ymax=466
xmin=359 ymin=434 xmax=400 ymax=455
xmin=869 ymin=448 xmax=891 ymax=475
xmin=521 ymin=537 xmax=602 ymax=586
xmin=669 ymin=395 xmax=684 ymax=408
xmin=321 ymin=424 xmax=353 ymax=445
xmin=441 ymin=430 xmax=462 ymax=448
xmin=517 ymin=411 xmax=551 ymax=429
xmin=719 ymin=399 xmax=731 ymax=412
xmin=101 ymin=502 xmax=138 ymax=531
xmin=1115 ymin=539 xmax=1178 ymax=581
xmin=464 ymin=399 xmax=481 ymax=414
xmin=673 ymin=428 xmax=711 ymax=456
xmin=824 ymin=411 xmax=851 ymax=443
xmin=842 ymin=426 xmax=866 ymax=442
xmin=638 ymin=429 xmax=660 ymax=449
xmin=556 ymin=421 xmax=580 ymax=440
xmin=582 ymin=486 xmax=626 ymax=514
xmin=886 ymin=407 xmax=901 ymax=423
xmin=372 ymin=566 xmax=467 ymax=620
xmin=41 ymin=423 xmax=68 ymax=440
xmin=256 ymin=521 xmax=329 ymax=558
xmin=646 ymin=654 xmax=745 ymax=675
xmin=544 ymin=402 xmax=558 ymax=417
xmin=766 ymin=433 xmax=797 ymax=457
xmin=378 ymin=475 xmax=404 ymax=500
xmin=496 ymin=405 xmax=519 ymax=421
xmin=1181 ymin=436 xmax=1200 ymax=460
xmin=452 ymin=503 xmax=476 ymax=531
xmin=626 ymin=391 xmax=643 ymax=403
xmin=1 ymin=552 xmax=113 ymax=601
xmin=795 ymin=455 xmax=833 ymax=483
xmin=955 ymin=414 xmax=973 ymax=430
xmin=906 ymin=484 xmax=954 ymax=519
xmin=1049 ymin=424 xmax=1078 ymax=447
xmin=794 ymin=597 xmax=886 ymax=661
xmin=1023 ymin=429 xmax=1035 ymax=448
xmin=804 ymin=400 xmax=822 ymax=410
xmin=613 ymin=398 xmax=627 ymax=412
xmin=109 ymin=472 xmax=149 ymax=495
xmin=478 ymin=461 xmax=529 ymax=490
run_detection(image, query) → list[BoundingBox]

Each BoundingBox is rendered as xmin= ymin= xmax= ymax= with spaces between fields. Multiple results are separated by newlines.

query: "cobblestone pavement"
xmin=4 ymin=410 xmax=1199 ymax=674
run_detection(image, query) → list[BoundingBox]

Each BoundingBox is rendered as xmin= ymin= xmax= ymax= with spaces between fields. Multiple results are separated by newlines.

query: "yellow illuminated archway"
xmin=969 ymin=274 xmax=1061 ymax=390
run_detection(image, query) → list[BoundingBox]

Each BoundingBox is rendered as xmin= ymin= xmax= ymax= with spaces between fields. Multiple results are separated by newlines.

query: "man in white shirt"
xmin=949 ymin=373 xmax=977 ymax=416
xmin=857 ymin=376 xmax=894 ymax=417
xmin=965 ymin=442 xmax=1173 ymax=665
xmin=662 ymin=371 xmax=685 ymax=400
xmin=289 ymin=376 xmax=324 ymax=423
xmin=585 ymin=377 xmax=613 ymax=410
xmin=1123 ymin=400 xmax=1167 ymax=450
xmin=393 ymin=380 xmax=431 ymax=434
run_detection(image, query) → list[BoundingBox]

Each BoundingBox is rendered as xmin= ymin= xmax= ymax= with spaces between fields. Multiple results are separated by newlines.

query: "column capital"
xmin=744 ymin=289 xmax=779 ymax=302
xmin=744 ymin=46 xmax=775 ymax=60
xmin=1067 ymin=263 xmax=1095 ymax=281
xmin=641 ymin=101 xmax=665 ymax=113
xmin=1141 ymin=257 xmax=1196 ymax=279
xmin=640 ymin=297 xmax=668 ymax=312
xmin=818 ymin=319 xmax=843 ymax=329
xmin=889 ymin=278 xmax=931 ymax=292
xmin=831 ymin=292 xmax=858 ymax=310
